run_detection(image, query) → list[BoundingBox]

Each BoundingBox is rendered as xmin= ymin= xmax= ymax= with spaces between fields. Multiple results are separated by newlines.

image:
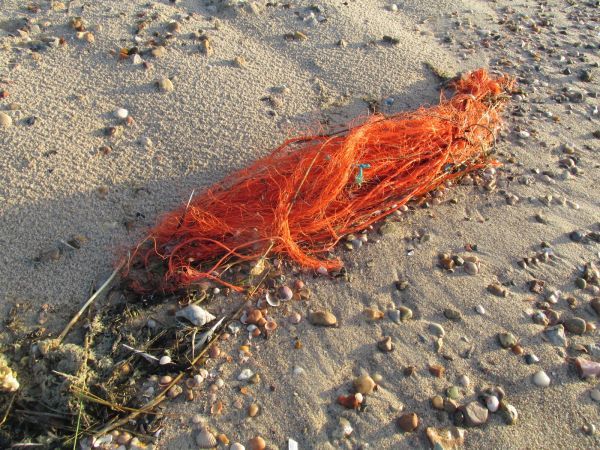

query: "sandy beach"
xmin=1 ymin=0 xmax=599 ymax=449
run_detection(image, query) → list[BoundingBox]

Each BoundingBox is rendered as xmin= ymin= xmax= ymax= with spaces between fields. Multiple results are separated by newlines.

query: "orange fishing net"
xmin=126 ymin=69 xmax=513 ymax=293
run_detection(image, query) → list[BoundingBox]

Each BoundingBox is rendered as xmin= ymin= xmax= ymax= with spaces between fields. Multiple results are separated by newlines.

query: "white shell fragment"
xmin=114 ymin=108 xmax=129 ymax=119
xmin=175 ymin=304 xmax=216 ymax=326
xmin=159 ymin=355 xmax=172 ymax=365
xmin=288 ymin=438 xmax=299 ymax=450
xmin=237 ymin=368 xmax=254 ymax=381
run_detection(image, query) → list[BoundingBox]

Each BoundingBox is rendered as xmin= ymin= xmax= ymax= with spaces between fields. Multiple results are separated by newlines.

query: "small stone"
xmin=458 ymin=375 xmax=470 ymax=388
xmin=591 ymin=298 xmax=600 ymax=316
xmin=431 ymin=395 xmax=444 ymax=410
xmin=399 ymin=306 xmax=413 ymax=321
xmin=525 ymin=353 xmax=540 ymax=365
xmin=464 ymin=261 xmax=479 ymax=275
xmin=590 ymin=389 xmax=600 ymax=402
xmin=475 ymin=305 xmax=486 ymax=315
xmin=233 ymin=56 xmax=246 ymax=68
xmin=309 ymin=310 xmax=337 ymax=327
xmin=446 ymin=386 xmax=460 ymax=400
xmin=487 ymin=283 xmax=507 ymax=297
xmin=461 ymin=401 xmax=488 ymax=427
xmin=354 ymin=375 xmax=376 ymax=395
xmin=500 ymin=401 xmax=518 ymax=425
xmin=114 ymin=108 xmax=128 ymax=119
xmin=248 ymin=436 xmax=266 ymax=450
xmin=533 ymin=370 xmax=550 ymax=387
xmin=157 ymin=77 xmax=174 ymax=92
xmin=443 ymin=309 xmax=462 ymax=322
xmin=564 ymin=317 xmax=586 ymax=335
xmin=498 ymin=332 xmax=517 ymax=349
xmin=0 ymin=112 xmax=12 ymax=128
xmin=151 ymin=46 xmax=166 ymax=58
xmin=378 ymin=336 xmax=394 ymax=352
xmin=397 ymin=413 xmax=419 ymax=432
xmin=429 ymin=323 xmax=445 ymax=337
xmin=575 ymin=277 xmax=587 ymax=289
xmin=429 ymin=364 xmax=445 ymax=378
xmin=535 ymin=213 xmax=549 ymax=224
xmin=545 ymin=325 xmax=567 ymax=347
xmin=388 ymin=309 xmax=401 ymax=324
xmin=248 ymin=403 xmax=259 ymax=417
xmin=159 ymin=355 xmax=172 ymax=365
xmin=485 ymin=395 xmax=499 ymax=412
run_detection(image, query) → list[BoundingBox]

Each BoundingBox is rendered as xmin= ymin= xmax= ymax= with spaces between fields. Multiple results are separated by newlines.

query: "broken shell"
xmin=159 ymin=355 xmax=172 ymax=365
xmin=575 ymin=357 xmax=600 ymax=378
xmin=230 ymin=444 xmax=245 ymax=450
xmin=264 ymin=320 xmax=278 ymax=332
xmin=288 ymin=312 xmax=302 ymax=324
xmin=0 ymin=357 xmax=19 ymax=393
xmin=238 ymin=368 xmax=254 ymax=381
xmin=176 ymin=305 xmax=216 ymax=327
xmin=266 ymin=291 xmax=280 ymax=307
xmin=196 ymin=427 xmax=217 ymax=448
xmin=426 ymin=426 xmax=466 ymax=448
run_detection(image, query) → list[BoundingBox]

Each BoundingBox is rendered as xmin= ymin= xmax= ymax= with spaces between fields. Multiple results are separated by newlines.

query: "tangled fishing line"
xmin=125 ymin=69 xmax=514 ymax=294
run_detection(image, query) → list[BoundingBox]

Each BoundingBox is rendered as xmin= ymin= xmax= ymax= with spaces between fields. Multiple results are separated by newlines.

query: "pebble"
xmin=498 ymin=332 xmax=517 ymax=349
xmin=159 ymin=355 xmax=172 ymax=365
xmin=487 ymin=283 xmax=508 ymax=297
xmin=590 ymin=389 xmax=600 ymax=402
xmin=564 ymin=317 xmax=586 ymax=335
xmin=458 ymin=375 xmax=470 ymax=388
xmin=545 ymin=325 xmax=567 ymax=347
xmin=0 ymin=112 xmax=12 ymax=128
xmin=443 ymin=308 xmax=462 ymax=322
xmin=248 ymin=436 xmax=266 ymax=450
xmin=525 ymin=353 xmax=540 ymax=365
xmin=429 ymin=323 xmax=445 ymax=337
xmin=248 ymin=403 xmax=259 ymax=417
xmin=532 ymin=370 xmax=551 ymax=387
xmin=354 ymin=374 xmax=376 ymax=395
xmin=397 ymin=412 xmax=419 ymax=432
xmin=157 ymin=77 xmax=174 ymax=92
xmin=114 ymin=108 xmax=128 ymax=119
xmin=399 ymin=306 xmax=413 ymax=321
xmin=429 ymin=364 xmax=445 ymax=378
xmin=475 ymin=305 xmax=486 ymax=315
xmin=431 ymin=395 xmax=444 ymax=410
xmin=447 ymin=386 xmax=460 ymax=400
xmin=500 ymin=401 xmax=518 ymax=425
xmin=377 ymin=336 xmax=394 ymax=352
xmin=464 ymin=261 xmax=479 ymax=275
xmin=230 ymin=444 xmax=245 ymax=450
xmin=388 ymin=309 xmax=401 ymax=324
xmin=591 ymin=298 xmax=600 ymax=316
xmin=151 ymin=46 xmax=166 ymax=58
xmin=485 ymin=395 xmax=499 ymax=412
xmin=237 ymin=369 xmax=254 ymax=381
xmin=309 ymin=310 xmax=337 ymax=326
xmin=575 ymin=277 xmax=587 ymax=289
xmin=461 ymin=401 xmax=489 ymax=427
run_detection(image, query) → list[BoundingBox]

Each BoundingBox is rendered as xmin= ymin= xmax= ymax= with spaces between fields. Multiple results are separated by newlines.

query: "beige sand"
xmin=1 ymin=0 xmax=599 ymax=448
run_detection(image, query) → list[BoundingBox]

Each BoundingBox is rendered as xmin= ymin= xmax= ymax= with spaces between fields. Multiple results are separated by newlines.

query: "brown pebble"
xmin=209 ymin=345 xmax=221 ymax=358
xmin=431 ymin=395 xmax=444 ymax=410
xmin=429 ymin=364 xmax=445 ymax=378
xmin=248 ymin=403 xmax=259 ymax=417
xmin=309 ymin=310 xmax=337 ymax=326
xmin=397 ymin=412 xmax=419 ymax=432
xmin=404 ymin=366 xmax=416 ymax=376
xmin=378 ymin=336 xmax=394 ymax=352
xmin=248 ymin=436 xmax=266 ymax=450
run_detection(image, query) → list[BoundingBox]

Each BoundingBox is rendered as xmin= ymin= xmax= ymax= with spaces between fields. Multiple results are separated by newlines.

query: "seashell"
xmin=278 ymin=285 xmax=293 ymax=301
xmin=426 ymin=426 xmax=466 ymax=449
xmin=230 ymin=443 xmax=245 ymax=450
xmin=294 ymin=280 xmax=305 ymax=290
xmin=228 ymin=321 xmax=242 ymax=334
xmin=176 ymin=305 xmax=216 ymax=327
xmin=288 ymin=312 xmax=302 ymax=324
xmin=159 ymin=355 xmax=172 ymax=365
xmin=264 ymin=320 xmax=278 ymax=332
xmin=196 ymin=427 xmax=217 ymax=448
xmin=363 ymin=307 xmax=385 ymax=321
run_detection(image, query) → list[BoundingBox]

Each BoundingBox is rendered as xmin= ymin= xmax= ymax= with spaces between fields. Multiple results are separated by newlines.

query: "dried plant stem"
xmin=57 ymin=258 xmax=125 ymax=344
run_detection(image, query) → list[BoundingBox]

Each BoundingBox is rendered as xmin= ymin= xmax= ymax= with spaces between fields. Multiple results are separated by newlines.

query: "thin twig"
xmin=57 ymin=258 xmax=126 ymax=344
xmin=0 ymin=391 xmax=16 ymax=428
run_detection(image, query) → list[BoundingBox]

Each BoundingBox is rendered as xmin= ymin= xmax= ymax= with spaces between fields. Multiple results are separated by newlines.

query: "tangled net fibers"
xmin=126 ymin=69 xmax=513 ymax=293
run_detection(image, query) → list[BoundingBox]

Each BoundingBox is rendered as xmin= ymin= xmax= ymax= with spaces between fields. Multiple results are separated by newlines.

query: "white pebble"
xmin=532 ymin=370 xmax=550 ymax=387
xmin=389 ymin=4 xmax=398 ymax=12
xmin=237 ymin=368 xmax=254 ymax=381
xmin=114 ymin=108 xmax=128 ymax=119
xmin=486 ymin=395 xmax=499 ymax=412
xmin=518 ymin=130 xmax=530 ymax=139
xmin=159 ymin=355 xmax=172 ymax=365
xmin=458 ymin=375 xmax=470 ymax=388
xmin=475 ymin=305 xmax=486 ymax=315
xmin=293 ymin=366 xmax=305 ymax=376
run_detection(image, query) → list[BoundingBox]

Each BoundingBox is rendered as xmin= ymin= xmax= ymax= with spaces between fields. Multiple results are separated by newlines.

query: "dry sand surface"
xmin=1 ymin=0 xmax=599 ymax=449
